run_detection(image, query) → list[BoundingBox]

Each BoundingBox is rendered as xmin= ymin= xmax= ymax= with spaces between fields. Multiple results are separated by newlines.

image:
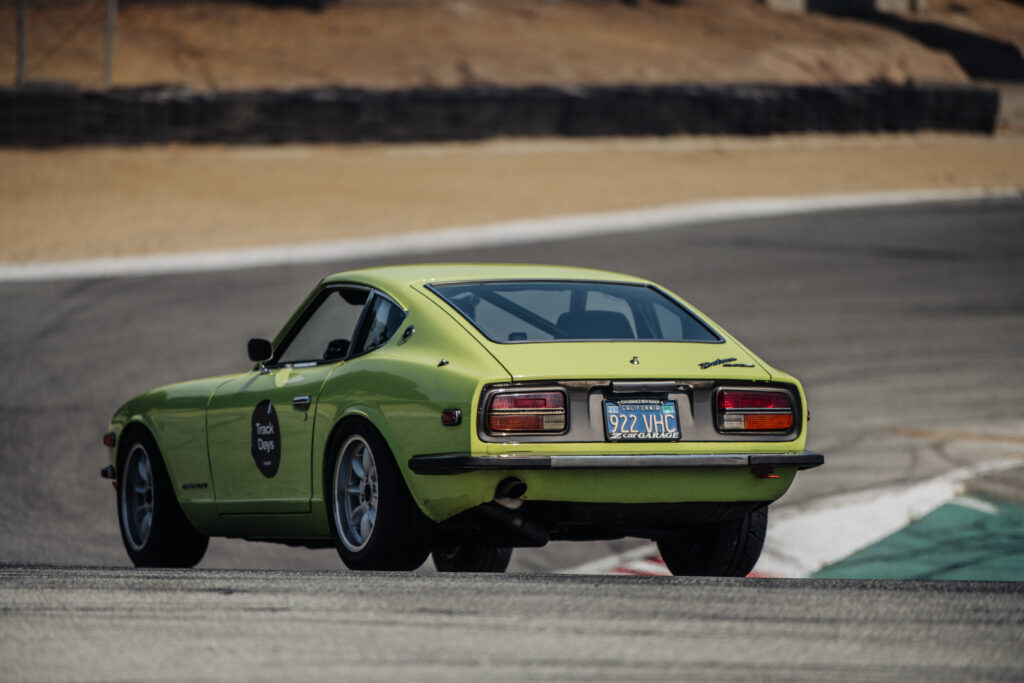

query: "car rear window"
xmin=430 ymin=281 xmax=721 ymax=344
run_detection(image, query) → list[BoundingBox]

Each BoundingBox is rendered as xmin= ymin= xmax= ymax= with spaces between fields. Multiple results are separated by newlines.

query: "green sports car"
xmin=102 ymin=264 xmax=822 ymax=575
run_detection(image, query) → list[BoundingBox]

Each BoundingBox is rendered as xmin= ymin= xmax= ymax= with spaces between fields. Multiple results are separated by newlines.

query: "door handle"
xmin=292 ymin=395 xmax=313 ymax=411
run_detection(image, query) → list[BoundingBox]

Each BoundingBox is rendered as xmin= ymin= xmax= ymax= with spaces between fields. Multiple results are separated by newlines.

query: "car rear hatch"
xmin=477 ymin=339 xmax=772 ymax=383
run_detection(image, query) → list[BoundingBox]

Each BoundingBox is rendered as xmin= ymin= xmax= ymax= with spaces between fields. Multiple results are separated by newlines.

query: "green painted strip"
xmin=813 ymin=496 xmax=1024 ymax=581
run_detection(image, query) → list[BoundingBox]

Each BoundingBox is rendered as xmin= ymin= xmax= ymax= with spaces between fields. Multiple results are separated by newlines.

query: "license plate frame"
xmin=603 ymin=398 xmax=680 ymax=441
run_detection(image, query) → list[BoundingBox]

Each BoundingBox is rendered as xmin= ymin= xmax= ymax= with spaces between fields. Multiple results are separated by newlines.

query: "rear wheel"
xmin=117 ymin=431 xmax=208 ymax=568
xmin=327 ymin=422 xmax=434 ymax=570
xmin=656 ymin=506 xmax=768 ymax=577
xmin=432 ymin=543 xmax=512 ymax=573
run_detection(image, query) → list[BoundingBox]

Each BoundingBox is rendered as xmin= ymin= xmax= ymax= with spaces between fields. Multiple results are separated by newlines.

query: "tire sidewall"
xmin=326 ymin=420 xmax=432 ymax=570
xmin=116 ymin=429 xmax=208 ymax=568
xmin=117 ymin=432 xmax=169 ymax=566
xmin=657 ymin=506 xmax=768 ymax=577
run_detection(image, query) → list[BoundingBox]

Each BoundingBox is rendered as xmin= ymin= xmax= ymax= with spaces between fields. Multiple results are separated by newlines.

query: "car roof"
xmin=322 ymin=264 xmax=652 ymax=292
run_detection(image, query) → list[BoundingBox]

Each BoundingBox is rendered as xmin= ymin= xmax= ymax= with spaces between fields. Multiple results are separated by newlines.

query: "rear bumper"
xmin=409 ymin=451 xmax=824 ymax=474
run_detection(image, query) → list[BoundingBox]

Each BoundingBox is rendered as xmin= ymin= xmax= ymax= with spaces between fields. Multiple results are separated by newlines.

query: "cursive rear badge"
xmin=699 ymin=357 xmax=754 ymax=370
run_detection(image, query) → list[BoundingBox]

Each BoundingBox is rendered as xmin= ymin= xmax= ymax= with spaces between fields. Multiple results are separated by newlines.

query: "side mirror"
xmin=247 ymin=338 xmax=273 ymax=363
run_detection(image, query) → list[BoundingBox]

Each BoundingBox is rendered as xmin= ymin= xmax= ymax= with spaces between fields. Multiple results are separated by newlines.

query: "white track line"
xmin=562 ymin=458 xmax=1024 ymax=578
xmin=1 ymin=187 xmax=1019 ymax=283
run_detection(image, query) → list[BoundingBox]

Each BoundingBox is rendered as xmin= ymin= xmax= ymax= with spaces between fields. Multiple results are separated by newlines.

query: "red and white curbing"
xmin=563 ymin=544 xmax=666 ymax=576
xmin=563 ymin=458 xmax=1024 ymax=578
xmin=609 ymin=553 xmax=671 ymax=577
xmin=570 ymin=547 xmax=782 ymax=577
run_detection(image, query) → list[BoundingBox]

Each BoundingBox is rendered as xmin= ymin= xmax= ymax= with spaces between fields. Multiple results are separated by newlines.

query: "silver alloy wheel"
xmin=333 ymin=435 xmax=379 ymax=553
xmin=121 ymin=443 xmax=154 ymax=552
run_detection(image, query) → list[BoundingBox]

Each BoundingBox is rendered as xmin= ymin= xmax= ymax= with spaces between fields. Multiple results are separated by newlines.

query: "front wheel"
xmin=432 ymin=543 xmax=512 ymax=573
xmin=117 ymin=431 xmax=208 ymax=568
xmin=656 ymin=506 xmax=768 ymax=577
xmin=327 ymin=423 xmax=434 ymax=570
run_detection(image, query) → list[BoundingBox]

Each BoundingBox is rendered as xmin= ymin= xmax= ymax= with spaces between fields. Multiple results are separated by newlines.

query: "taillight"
xmin=486 ymin=391 xmax=567 ymax=434
xmin=717 ymin=389 xmax=795 ymax=432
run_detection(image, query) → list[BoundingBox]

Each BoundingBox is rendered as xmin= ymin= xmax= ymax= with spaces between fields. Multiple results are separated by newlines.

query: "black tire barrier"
xmin=0 ymin=83 xmax=998 ymax=147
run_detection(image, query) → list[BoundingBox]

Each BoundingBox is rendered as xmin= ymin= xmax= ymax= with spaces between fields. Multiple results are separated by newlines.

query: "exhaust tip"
xmin=494 ymin=477 xmax=527 ymax=509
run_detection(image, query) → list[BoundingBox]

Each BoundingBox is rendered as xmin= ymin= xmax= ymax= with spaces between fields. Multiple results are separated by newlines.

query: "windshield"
xmin=430 ymin=281 xmax=721 ymax=344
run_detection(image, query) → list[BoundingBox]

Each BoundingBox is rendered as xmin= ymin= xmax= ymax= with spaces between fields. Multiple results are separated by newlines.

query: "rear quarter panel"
xmin=310 ymin=288 xmax=512 ymax=522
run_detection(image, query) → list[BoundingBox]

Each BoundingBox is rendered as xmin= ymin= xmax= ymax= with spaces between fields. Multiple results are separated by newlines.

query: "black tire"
xmin=326 ymin=421 xmax=434 ymax=570
xmin=432 ymin=543 xmax=513 ymax=573
xmin=117 ymin=430 xmax=209 ymax=568
xmin=656 ymin=506 xmax=768 ymax=577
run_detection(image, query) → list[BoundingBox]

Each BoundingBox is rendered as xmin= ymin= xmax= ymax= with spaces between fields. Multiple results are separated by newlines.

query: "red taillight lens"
xmin=486 ymin=391 xmax=566 ymax=434
xmin=717 ymin=390 xmax=795 ymax=432
xmin=718 ymin=391 xmax=792 ymax=411
xmin=490 ymin=393 xmax=563 ymax=411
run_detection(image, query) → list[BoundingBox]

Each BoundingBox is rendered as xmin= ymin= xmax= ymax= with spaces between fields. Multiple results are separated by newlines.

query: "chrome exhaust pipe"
xmin=494 ymin=477 xmax=527 ymax=509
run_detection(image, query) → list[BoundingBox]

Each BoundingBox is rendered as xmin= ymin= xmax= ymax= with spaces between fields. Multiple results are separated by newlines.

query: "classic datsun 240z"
xmin=103 ymin=264 xmax=822 ymax=575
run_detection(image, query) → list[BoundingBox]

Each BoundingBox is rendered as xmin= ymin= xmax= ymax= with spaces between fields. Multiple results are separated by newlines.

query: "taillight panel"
xmin=477 ymin=381 xmax=800 ymax=443
xmin=484 ymin=390 xmax=567 ymax=436
xmin=716 ymin=388 xmax=796 ymax=433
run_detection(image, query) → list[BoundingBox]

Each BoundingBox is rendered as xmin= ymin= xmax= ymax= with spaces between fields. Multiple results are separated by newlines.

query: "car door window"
xmin=276 ymin=288 xmax=368 ymax=365
xmin=351 ymin=295 xmax=406 ymax=356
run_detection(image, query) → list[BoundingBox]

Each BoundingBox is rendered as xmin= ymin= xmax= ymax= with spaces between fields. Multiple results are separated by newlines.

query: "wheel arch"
xmin=114 ymin=417 xmax=210 ymax=567
xmin=317 ymin=409 xmax=448 ymax=523
xmin=319 ymin=413 xmax=384 ymax=499
xmin=116 ymin=418 xmax=159 ymax=471
xmin=114 ymin=416 xmax=216 ymax=534
xmin=319 ymin=411 xmax=436 ymax=570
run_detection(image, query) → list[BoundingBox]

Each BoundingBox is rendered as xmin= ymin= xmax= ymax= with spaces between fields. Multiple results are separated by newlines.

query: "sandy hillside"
xmin=3 ymin=0 xmax=1023 ymax=91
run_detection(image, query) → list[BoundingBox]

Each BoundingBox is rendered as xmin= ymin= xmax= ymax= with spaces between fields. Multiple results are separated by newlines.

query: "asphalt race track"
xmin=2 ymin=566 xmax=1022 ymax=682
xmin=2 ymin=196 xmax=1023 ymax=679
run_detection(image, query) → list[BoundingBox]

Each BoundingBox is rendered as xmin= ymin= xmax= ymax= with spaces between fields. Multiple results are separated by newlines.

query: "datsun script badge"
xmin=699 ymin=357 xmax=755 ymax=370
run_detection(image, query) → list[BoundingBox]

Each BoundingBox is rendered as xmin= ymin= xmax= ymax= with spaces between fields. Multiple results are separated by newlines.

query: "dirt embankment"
xmin=3 ymin=0 xmax=1023 ymax=91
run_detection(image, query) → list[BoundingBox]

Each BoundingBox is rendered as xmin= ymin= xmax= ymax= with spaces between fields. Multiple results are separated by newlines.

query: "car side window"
xmin=275 ymin=288 xmax=368 ymax=365
xmin=351 ymin=295 xmax=406 ymax=356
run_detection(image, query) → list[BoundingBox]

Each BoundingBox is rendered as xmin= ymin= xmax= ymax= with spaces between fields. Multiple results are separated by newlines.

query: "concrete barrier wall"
xmin=0 ymin=83 xmax=998 ymax=146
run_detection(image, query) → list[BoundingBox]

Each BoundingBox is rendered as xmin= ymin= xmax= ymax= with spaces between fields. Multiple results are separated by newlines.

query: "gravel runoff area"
xmin=2 ymin=133 xmax=1023 ymax=265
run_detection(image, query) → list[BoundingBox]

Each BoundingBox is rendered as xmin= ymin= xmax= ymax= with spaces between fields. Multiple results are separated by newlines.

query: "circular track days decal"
xmin=251 ymin=400 xmax=281 ymax=478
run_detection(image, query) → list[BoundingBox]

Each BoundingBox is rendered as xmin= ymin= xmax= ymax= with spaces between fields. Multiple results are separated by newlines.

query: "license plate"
xmin=604 ymin=399 xmax=680 ymax=441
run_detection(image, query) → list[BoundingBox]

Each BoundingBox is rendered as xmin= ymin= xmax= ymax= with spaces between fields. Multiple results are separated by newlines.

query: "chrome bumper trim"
xmin=409 ymin=451 xmax=823 ymax=475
